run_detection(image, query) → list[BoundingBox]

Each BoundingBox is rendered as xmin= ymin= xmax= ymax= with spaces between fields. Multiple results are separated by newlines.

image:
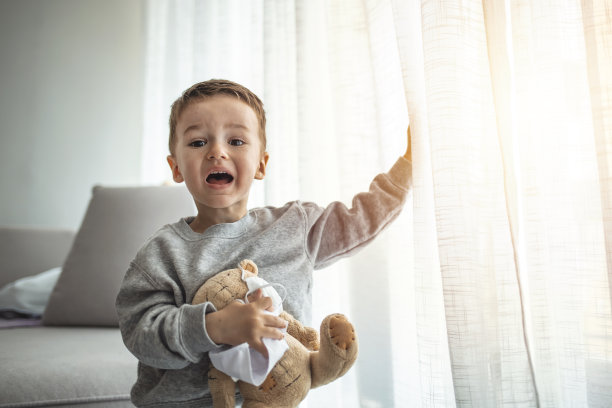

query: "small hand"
xmin=206 ymin=295 xmax=286 ymax=358
xmin=403 ymin=125 xmax=412 ymax=161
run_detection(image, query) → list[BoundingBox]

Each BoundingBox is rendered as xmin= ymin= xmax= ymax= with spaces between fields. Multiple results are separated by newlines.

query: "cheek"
xmin=180 ymin=155 xmax=203 ymax=175
xmin=248 ymin=154 xmax=265 ymax=174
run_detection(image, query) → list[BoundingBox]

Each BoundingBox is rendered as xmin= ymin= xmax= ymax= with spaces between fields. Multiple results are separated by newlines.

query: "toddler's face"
xmin=168 ymin=95 xmax=268 ymax=218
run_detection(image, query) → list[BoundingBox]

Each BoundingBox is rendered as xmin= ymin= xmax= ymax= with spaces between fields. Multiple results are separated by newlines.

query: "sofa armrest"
xmin=0 ymin=227 xmax=75 ymax=288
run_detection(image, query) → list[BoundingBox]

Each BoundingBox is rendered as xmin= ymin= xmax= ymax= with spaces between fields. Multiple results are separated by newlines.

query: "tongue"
xmin=208 ymin=178 xmax=229 ymax=185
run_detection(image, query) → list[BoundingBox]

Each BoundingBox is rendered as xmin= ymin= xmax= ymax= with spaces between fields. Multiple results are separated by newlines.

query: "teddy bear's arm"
xmin=280 ymin=311 xmax=319 ymax=351
xmin=208 ymin=366 xmax=236 ymax=408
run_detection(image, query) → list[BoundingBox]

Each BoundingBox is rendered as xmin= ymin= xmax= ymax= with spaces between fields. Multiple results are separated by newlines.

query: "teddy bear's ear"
xmin=239 ymin=259 xmax=258 ymax=276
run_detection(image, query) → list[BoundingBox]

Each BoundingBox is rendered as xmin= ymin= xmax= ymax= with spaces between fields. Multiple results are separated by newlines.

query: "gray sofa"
xmin=0 ymin=185 xmax=194 ymax=407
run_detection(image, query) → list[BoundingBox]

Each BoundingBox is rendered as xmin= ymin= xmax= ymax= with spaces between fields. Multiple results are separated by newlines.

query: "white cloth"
xmin=209 ymin=271 xmax=289 ymax=386
xmin=0 ymin=267 xmax=61 ymax=316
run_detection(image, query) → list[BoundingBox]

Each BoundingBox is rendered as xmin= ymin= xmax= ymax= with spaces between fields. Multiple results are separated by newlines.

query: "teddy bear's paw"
xmin=259 ymin=373 xmax=277 ymax=393
xmin=310 ymin=314 xmax=358 ymax=388
xmin=329 ymin=314 xmax=355 ymax=351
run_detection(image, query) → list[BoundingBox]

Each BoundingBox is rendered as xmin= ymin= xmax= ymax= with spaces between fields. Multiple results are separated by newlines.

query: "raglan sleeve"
xmin=115 ymin=258 xmax=220 ymax=369
xmin=303 ymin=156 xmax=412 ymax=269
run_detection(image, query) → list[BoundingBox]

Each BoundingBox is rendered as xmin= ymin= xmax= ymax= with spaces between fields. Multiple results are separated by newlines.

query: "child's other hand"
xmin=205 ymin=295 xmax=286 ymax=358
xmin=403 ymin=125 xmax=412 ymax=161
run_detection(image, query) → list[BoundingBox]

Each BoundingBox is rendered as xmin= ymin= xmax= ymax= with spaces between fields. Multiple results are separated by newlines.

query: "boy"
xmin=116 ymin=79 xmax=412 ymax=407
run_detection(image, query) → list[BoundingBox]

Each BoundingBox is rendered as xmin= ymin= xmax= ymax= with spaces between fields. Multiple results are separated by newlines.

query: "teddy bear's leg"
xmin=280 ymin=311 xmax=319 ymax=351
xmin=310 ymin=313 xmax=358 ymax=388
xmin=208 ymin=366 xmax=236 ymax=408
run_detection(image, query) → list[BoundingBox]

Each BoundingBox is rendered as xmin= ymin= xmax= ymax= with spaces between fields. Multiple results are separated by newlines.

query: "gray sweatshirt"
xmin=116 ymin=157 xmax=411 ymax=407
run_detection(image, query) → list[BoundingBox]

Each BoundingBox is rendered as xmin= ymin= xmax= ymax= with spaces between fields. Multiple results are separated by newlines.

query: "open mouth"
xmin=206 ymin=171 xmax=234 ymax=185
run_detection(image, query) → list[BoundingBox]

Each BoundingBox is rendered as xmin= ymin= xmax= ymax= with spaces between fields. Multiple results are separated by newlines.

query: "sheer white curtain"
xmin=141 ymin=0 xmax=612 ymax=406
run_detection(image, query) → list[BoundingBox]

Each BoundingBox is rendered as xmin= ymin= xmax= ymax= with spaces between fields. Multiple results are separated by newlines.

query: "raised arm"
xmin=303 ymin=133 xmax=412 ymax=269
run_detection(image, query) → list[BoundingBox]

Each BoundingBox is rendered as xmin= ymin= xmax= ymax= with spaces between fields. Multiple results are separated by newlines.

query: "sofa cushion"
xmin=0 ymin=327 xmax=136 ymax=407
xmin=43 ymin=185 xmax=194 ymax=327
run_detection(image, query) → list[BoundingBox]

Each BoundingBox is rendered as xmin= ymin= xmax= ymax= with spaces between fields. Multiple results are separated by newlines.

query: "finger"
xmin=407 ymin=125 xmax=412 ymax=145
xmin=252 ymin=295 xmax=273 ymax=310
xmin=255 ymin=296 xmax=280 ymax=313
xmin=264 ymin=315 xmax=288 ymax=329
xmin=262 ymin=327 xmax=285 ymax=341
xmin=405 ymin=125 xmax=412 ymax=160
xmin=246 ymin=288 xmax=263 ymax=303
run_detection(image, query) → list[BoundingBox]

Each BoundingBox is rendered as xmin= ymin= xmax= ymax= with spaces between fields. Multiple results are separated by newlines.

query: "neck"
xmin=189 ymin=207 xmax=247 ymax=234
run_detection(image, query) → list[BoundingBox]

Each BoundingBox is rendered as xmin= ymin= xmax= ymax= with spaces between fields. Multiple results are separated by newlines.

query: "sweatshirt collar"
xmin=174 ymin=211 xmax=256 ymax=240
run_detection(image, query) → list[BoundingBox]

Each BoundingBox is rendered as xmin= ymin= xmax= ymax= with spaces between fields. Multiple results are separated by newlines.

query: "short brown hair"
xmin=168 ymin=79 xmax=266 ymax=156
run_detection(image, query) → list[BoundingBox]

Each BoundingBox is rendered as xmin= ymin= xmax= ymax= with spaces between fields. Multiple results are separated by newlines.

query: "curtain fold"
xmin=391 ymin=1 xmax=456 ymax=406
xmin=581 ymin=0 xmax=612 ymax=309
xmin=506 ymin=0 xmax=612 ymax=405
xmin=416 ymin=0 xmax=538 ymax=405
xmin=140 ymin=0 xmax=612 ymax=406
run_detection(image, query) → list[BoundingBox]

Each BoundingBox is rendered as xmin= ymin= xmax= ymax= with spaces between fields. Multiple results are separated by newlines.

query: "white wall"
xmin=0 ymin=0 xmax=144 ymax=230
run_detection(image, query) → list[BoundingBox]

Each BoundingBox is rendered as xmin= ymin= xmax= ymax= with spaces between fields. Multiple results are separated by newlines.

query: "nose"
xmin=207 ymin=141 xmax=228 ymax=160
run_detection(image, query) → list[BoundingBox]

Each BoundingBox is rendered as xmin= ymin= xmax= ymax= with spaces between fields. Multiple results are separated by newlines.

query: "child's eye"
xmin=229 ymin=139 xmax=245 ymax=146
xmin=189 ymin=140 xmax=206 ymax=148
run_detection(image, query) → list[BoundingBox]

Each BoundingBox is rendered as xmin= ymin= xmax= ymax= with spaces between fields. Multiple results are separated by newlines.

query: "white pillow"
xmin=0 ymin=267 xmax=62 ymax=316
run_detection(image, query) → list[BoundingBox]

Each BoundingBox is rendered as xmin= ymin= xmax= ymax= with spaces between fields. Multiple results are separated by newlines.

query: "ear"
xmin=167 ymin=155 xmax=184 ymax=183
xmin=254 ymin=152 xmax=269 ymax=180
xmin=239 ymin=259 xmax=258 ymax=276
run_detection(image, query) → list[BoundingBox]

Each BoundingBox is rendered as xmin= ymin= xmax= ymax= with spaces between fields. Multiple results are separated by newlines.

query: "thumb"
xmin=246 ymin=288 xmax=263 ymax=303
xmin=252 ymin=294 xmax=274 ymax=311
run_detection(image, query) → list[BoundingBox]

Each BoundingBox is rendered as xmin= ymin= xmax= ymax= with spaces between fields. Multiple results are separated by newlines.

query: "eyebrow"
xmin=224 ymin=123 xmax=250 ymax=131
xmin=181 ymin=122 xmax=250 ymax=135
xmin=183 ymin=124 xmax=201 ymax=135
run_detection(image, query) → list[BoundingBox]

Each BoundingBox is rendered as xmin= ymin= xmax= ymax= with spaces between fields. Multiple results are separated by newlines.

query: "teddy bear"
xmin=192 ymin=259 xmax=358 ymax=408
